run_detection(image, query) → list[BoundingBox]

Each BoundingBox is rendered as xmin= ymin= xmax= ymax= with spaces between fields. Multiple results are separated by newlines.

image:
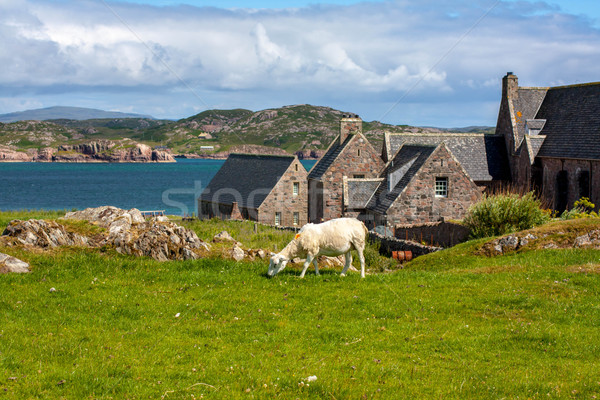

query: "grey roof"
xmin=308 ymin=134 xmax=352 ymax=180
xmin=367 ymin=145 xmax=436 ymax=214
xmin=534 ymin=83 xmax=600 ymax=160
xmin=512 ymin=88 xmax=548 ymax=146
xmin=199 ymin=153 xmax=297 ymax=209
xmin=388 ymin=133 xmax=510 ymax=182
xmin=527 ymin=135 xmax=546 ymax=159
xmin=344 ymin=179 xmax=382 ymax=209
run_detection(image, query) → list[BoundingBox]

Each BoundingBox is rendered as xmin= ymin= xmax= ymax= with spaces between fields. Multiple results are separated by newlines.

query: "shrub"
xmin=561 ymin=197 xmax=599 ymax=220
xmin=463 ymin=191 xmax=550 ymax=239
xmin=363 ymin=238 xmax=398 ymax=272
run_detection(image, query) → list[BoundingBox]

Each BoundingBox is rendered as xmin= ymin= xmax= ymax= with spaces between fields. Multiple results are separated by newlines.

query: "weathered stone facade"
xmin=540 ymin=158 xmax=599 ymax=212
xmin=308 ymin=117 xmax=384 ymax=222
xmin=257 ymin=158 xmax=308 ymax=226
xmin=369 ymin=145 xmax=481 ymax=225
xmin=198 ymin=154 xmax=308 ymax=226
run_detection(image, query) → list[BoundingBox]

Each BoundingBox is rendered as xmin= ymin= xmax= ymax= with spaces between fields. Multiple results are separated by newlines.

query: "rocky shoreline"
xmin=0 ymin=139 xmax=175 ymax=163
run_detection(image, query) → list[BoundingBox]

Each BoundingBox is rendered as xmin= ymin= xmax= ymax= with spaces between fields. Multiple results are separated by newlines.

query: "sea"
xmin=0 ymin=159 xmax=317 ymax=216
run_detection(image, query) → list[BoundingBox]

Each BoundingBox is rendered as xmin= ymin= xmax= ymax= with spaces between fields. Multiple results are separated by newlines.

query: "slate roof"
xmin=534 ymin=83 xmax=600 ymax=160
xmin=512 ymin=88 xmax=548 ymax=146
xmin=388 ymin=133 xmax=510 ymax=182
xmin=344 ymin=178 xmax=382 ymax=209
xmin=308 ymin=134 xmax=353 ymax=180
xmin=527 ymin=135 xmax=546 ymax=160
xmin=199 ymin=153 xmax=297 ymax=209
xmin=367 ymin=145 xmax=437 ymax=214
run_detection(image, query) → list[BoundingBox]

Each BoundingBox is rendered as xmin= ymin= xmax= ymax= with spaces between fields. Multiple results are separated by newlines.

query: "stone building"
xmin=346 ymin=143 xmax=482 ymax=226
xmin=199 ymin=72 xmax=600 ymax=228
xmin=495 ymin=72 xmax=600 ymax=211
xmin=307 ymin=114 xmax=384 ymax=222
xmin=198 ymin=154 xmax=308 ymax=226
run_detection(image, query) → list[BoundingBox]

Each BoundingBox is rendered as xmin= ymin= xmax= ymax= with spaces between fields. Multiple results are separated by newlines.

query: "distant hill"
xmin=0 ymin=104 xmax=494 ymax=158
xmin=0 ymin=106 xmax=154 ymax=123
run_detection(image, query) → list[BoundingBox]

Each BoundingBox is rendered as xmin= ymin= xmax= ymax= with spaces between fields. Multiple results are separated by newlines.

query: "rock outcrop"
xmin=55 ymin=140 xmax=175 ymax=163
xmin=0 ymin=140 xmax=175 ymax=163
xmin=0 ymin=145 xmax=33 ymax=162
xmin=3 ymin=219 xmax=90 ymax=248
xmin=2 ymin=206 xmax=210 ymax=262
xmin=64 ymin=206 xmax=209 ymax=261
xmin=0 ymin=253 xmax=30 ymax=274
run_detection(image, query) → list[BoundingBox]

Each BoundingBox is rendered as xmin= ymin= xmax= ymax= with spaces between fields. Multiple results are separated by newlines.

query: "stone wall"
xmin=258 ymin=158 xmax=308 ymax=227
xmin=382 ymin=145 xmax=482 ymax=225
xmin=394 ymin=221 xmax=470 ymax=248
xmin=541 ymin=158 xmax=600 ymax=211
xmin=368 ymin=232 xmax=442 ymax=258
xmin=318 ymin=134 xmax=384 ymax=221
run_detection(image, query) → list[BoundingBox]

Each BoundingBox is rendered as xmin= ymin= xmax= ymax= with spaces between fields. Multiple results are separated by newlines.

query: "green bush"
xmin=463 ymin=191 xmax=550 ymax=239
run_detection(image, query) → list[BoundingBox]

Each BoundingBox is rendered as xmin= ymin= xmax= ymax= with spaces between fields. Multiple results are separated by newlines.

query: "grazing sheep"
xmin=268 ymin=218 xmax=368 ymax=278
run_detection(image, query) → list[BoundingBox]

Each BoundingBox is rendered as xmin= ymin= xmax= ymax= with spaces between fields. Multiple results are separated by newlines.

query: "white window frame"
xmin=293 ymin=182 xmax=299 ymax=196
xmin=293 ymin=212 xmax=299 ymax=225
xmin=275 ymin=212 xmax=282 ymax=226
xmin=435 ymin=177 xmax=448 ymax=198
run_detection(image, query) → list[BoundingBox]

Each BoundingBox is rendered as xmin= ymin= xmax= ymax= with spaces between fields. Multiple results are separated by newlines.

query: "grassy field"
xmin=1 ymin=212 xmax=600 ymax=399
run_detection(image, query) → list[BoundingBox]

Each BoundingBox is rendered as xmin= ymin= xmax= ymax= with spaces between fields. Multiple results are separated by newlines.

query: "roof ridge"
xmin=387 ymin=132 xmax=501 ymax=138
xmin=229 ymin=153 xmax=294 ymax=159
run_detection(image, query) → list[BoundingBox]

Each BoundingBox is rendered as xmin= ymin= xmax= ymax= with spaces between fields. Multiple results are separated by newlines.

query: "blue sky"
xmin=1 ymin=0 xmax=599 ymax=127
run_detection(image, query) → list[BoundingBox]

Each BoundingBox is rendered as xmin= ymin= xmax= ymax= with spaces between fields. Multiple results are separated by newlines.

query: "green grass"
xmin=1 ymin=213 xmax=600 ymax=398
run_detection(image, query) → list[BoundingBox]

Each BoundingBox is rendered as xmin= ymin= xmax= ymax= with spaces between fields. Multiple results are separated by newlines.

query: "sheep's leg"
xmin=357 ymin=246 xmax=366 ymax=278
xmin=313 ymin=257 xmax=320 ymax=276
xmin=299 ymin=254 xmax=314 ymax=278
xmin=340 ymin=252 xmax=353 ymax=276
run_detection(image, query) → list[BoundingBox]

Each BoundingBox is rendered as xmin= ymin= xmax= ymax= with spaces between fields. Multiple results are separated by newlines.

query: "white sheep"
xmin=267 ymin=218 xmax=368 ymax=278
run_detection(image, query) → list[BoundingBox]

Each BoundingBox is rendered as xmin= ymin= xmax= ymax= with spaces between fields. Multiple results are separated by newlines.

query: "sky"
xmin=1 ymin=0 xmax=599 ymax=127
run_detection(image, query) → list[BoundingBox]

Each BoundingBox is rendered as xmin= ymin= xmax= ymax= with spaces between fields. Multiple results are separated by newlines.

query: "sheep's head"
xmin=268 ymin=253 xmax=288 ymax=277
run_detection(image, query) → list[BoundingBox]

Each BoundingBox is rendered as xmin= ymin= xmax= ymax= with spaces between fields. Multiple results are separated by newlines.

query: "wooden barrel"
xmin=392 ymin=250 xmax=413 ymax=262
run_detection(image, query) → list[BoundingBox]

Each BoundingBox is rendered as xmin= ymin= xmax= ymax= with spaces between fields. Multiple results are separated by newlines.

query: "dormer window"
xmin=526 ymin=119 xmax=546 ymax=136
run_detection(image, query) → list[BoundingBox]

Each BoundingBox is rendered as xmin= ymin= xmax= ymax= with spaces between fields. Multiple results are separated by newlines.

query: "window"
xmin=435 ymin=177 xmax=448 ymax=197
xmin=357 ymin=149 xmax=361 ymax=157
xmin=293 ymin=182 xmax=299 ymax=196
xmin=295 ymin=164 xmax=299 ymax=171
xmin=293 ymin=212 xmax=299 ymax=225
xmin=353 ymin=174 xmax=365 ymax=179
xmin=275 ymin=212 xmax=282 ymax=226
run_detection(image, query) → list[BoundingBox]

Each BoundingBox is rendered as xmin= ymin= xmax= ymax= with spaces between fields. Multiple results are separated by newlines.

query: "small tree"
xmin=463 ymin=191 xmax=549 ymax=239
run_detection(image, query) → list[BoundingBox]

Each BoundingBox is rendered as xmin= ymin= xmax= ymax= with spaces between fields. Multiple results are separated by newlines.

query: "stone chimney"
xmin=502 ymin=72 xmax=519 ymax=101
xmin=340 ymin=114 xmax=362 ymax=145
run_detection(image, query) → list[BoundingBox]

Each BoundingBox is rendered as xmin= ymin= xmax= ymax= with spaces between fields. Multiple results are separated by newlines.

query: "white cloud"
xmin=0 ymin=0 xmax=599 ymax=126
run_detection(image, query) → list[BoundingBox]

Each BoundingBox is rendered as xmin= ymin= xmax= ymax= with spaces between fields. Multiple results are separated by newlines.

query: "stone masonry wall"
xmin=258 ymin=158 xmax=308 ymax=227
xmin=541 ymin=158 xmax=600 ymax=211
xmin=394 ymin=221 xmax=470 ymax=248
xmin=320 ymin=134 xmax=384 ymax=221
xmin=384 ymin=145 xmax=482 ymax=224
xmin=340 ymin=118 xmax=362 ymax=144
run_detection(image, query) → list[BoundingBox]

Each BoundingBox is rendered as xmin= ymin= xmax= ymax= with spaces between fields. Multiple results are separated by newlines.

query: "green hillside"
xmin=0 ymin=105 xmax=488 ymax=156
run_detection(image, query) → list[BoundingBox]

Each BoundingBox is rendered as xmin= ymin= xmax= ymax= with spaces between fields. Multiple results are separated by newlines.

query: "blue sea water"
xmin=0 ymin=159 xmax=316 ymax=215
